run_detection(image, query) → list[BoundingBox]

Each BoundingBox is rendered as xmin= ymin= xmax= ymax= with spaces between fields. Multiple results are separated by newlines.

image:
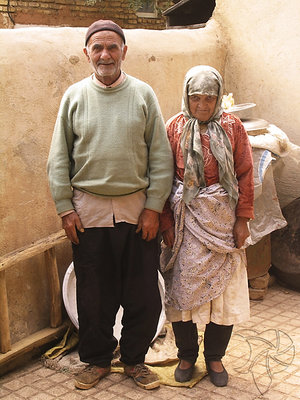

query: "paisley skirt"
xmin=160 ymin=181 xmax=250 ymax=326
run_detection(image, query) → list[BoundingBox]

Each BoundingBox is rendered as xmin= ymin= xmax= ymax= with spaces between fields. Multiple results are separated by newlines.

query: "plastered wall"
xmin=213 ymin=0 xmax=300 ymax=207
xmin=3 ymin=1 xmax=300 ymax=344
xmin=0 ymin=20 xmax=227 ymax=342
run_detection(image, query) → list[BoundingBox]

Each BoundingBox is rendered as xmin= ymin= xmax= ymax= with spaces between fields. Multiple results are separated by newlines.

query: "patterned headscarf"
xmin=180 ymin=65 xmax=239 ymax=208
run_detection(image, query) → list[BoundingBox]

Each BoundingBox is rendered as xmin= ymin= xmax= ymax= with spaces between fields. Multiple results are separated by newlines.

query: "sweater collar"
xmin=92 ymin=71 xmax=126 ymax=88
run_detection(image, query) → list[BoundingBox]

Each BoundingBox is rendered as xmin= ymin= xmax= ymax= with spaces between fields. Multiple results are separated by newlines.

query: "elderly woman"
xmin=160 ymin=65 xmax=254 ymax=387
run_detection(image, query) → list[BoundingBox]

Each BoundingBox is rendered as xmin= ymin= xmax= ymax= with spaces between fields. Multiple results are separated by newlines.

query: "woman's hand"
xmin=233 ymin=216 xmax=250 ymax=249
xmin=162 ymin=226 xmax=175 ymax=248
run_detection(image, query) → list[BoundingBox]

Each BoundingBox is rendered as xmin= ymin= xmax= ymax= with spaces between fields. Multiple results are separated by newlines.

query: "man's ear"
xmin=83 ymin=47 xmax=90 ymax=62
xmin=122 ymin=45 xmax=128 ymax=61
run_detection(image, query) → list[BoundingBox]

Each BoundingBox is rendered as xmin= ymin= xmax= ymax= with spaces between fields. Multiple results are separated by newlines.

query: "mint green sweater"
xmin=47 ymin=75 xmax=173 ymax=214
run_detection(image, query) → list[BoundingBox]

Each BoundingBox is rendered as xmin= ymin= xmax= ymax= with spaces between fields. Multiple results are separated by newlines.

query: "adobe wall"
xmin=2 ymin=0 xmax=300 ymax=345
xmin=0 ymin=20 xmax=227 ymax=342
xmin=213 ymin=0 xmax=300 ymax=207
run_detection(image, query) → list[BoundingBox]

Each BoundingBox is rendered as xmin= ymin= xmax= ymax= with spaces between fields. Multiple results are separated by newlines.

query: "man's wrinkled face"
xmin=84 ymin=31 xmax=127 ymax=85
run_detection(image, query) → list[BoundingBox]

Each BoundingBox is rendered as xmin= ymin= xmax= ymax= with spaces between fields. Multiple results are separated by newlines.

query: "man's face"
xmin=84 ymin=31 xmax=127 ymax=86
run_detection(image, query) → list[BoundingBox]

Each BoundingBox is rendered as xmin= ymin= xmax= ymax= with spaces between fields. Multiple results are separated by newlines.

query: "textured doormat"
xmin=42 ymin=323 xmax=207 ymax=388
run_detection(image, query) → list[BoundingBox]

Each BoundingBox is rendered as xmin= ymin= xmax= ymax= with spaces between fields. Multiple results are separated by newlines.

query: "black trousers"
xmin=72 ymin=223 xmax=162 ymax=367
xmin=172 ymin=320 xmax=233 ymax=364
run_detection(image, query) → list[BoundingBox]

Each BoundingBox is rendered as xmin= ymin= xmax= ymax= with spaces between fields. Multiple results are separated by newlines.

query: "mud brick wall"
xmin=1 ymin=0 xmax=172 ymax=28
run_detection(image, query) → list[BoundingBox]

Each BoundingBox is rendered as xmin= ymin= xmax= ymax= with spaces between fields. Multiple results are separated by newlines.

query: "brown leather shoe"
xmin=124 ymin=363 xmax=160 ymax=390
xmin=74 ymin=365 xmax=111 ymax=390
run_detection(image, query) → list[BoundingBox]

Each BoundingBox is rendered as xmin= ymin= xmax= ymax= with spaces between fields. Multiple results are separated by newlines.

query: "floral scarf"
xmin=180 ymin=65 xmax=239 ymax=208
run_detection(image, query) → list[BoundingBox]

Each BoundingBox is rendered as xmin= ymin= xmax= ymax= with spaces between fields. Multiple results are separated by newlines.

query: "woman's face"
xmin=188 ymin=94 xmax=217 ymax=122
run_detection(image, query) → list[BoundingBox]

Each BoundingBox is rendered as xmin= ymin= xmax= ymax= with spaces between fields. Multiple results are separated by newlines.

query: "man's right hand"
xmin=62 ymin=211 xmax=84 ymax=245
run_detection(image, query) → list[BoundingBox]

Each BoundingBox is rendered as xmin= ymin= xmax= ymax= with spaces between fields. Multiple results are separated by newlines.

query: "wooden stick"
xmin=0 ymin=271 xmax=11 ymax=353
xmin=0 ymin=230 xmax=68 ymax=272
xmin=0 ymin=323 xmax=69 ymax=371
xmin=44 ymin=248 xmax=62 ymax=328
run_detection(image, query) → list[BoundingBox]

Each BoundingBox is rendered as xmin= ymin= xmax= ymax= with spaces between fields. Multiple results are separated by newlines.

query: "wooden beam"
xmin=0 ymin=271 xmax=11 ymax=353
xmin=0 ymin=323 xmax=69 ymax=371
xmin=166 ymin=23 xmax=206 ymax=29
xmin=0 ymin=230 xmax=68 ymax=272
xmin=44 ymin=248 xmax=62 ymax=328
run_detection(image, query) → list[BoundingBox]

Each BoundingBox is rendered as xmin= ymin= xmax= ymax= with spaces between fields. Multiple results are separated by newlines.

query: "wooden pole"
xmin=0 ymin=271 xmax=11 ymax=353
xmin=0 ymin=230 xmax=67 ymax=272
xmin=0 ymin=323 xmax=69 ymax=374
xmin=44 ymin=248 xmax=62 ymax=328
xmin=0 ymin=231 xmax=68 ymax=355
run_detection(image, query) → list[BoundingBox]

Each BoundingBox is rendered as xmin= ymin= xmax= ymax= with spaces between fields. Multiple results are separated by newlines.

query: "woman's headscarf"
xmin=180 ymin=65 xmax=239 ymax=208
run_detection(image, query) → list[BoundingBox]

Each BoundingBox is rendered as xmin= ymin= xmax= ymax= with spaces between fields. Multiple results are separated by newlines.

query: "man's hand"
xmin=62 ymin=211 xmax=84 ymax=245
xmin=233 ymin=216 xmax=250 ymax=249
xmin=162 ymin=226 xmax=175 ymax=248
xmin=136 ymin=208 xmax=159 ymax=241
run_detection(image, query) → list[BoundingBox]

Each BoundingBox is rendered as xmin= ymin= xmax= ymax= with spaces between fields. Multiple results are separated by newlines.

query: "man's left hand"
xmin=136 ymin=208 xmax=159 ymax=241
xmin=233 ymin=216 xmax=250 ymax=249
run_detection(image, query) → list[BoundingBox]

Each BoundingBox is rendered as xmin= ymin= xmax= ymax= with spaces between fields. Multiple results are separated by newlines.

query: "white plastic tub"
xmin=62 ymin=262 xmax=166 ymax=342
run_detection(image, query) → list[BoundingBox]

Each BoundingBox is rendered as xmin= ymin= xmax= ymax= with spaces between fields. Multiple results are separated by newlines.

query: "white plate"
xmin=242 ymin=118 xmax=270 ymax=131
xmin=226 ymin=102 xmax=256 ymax=112
xmin=62 ymin=262 xmax=166 ymax=342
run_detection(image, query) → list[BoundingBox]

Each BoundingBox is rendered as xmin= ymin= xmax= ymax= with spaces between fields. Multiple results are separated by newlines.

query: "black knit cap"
xmin=85 ymin=19 xmax=126 ymax=46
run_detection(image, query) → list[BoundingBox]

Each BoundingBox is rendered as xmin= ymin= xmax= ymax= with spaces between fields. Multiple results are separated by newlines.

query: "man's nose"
xmin=100 ymin=48 xmax=110 ymax=59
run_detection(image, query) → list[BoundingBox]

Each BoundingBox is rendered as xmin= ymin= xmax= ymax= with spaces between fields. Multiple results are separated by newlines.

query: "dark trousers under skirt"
xmin=172 ymin=320 xmax=233 ymax=364
xmin=72 ymin=223 xmax=162 ymax=367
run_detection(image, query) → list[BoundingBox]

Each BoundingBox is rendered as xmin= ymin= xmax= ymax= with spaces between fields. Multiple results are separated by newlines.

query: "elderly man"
xmin=47 ymin=20 xmax=173 ymax=391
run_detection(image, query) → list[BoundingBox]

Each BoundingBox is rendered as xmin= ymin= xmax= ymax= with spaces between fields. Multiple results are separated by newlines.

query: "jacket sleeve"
xmin=232 ymin=118 xmax=255 ymax=219
xmin=159 ymin=115 xmax=182 ymax=232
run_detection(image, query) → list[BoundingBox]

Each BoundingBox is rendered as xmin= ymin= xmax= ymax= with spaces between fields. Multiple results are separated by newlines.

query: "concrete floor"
xmin=1 ymin=280 xmax=300 ymax=400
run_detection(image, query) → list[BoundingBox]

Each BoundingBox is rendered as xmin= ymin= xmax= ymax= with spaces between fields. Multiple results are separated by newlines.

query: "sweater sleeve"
xmin=143 ymin=88 xmax=174 ymax=213
xmin=47 ymin=91 xmax=75 ymax=214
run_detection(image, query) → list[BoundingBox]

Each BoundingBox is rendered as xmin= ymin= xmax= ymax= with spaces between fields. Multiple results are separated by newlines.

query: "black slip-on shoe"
xmin=206 ymin=361 xmax=228 ymax=387
xmin=174 ymin=361 xmax=195 ymax=382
